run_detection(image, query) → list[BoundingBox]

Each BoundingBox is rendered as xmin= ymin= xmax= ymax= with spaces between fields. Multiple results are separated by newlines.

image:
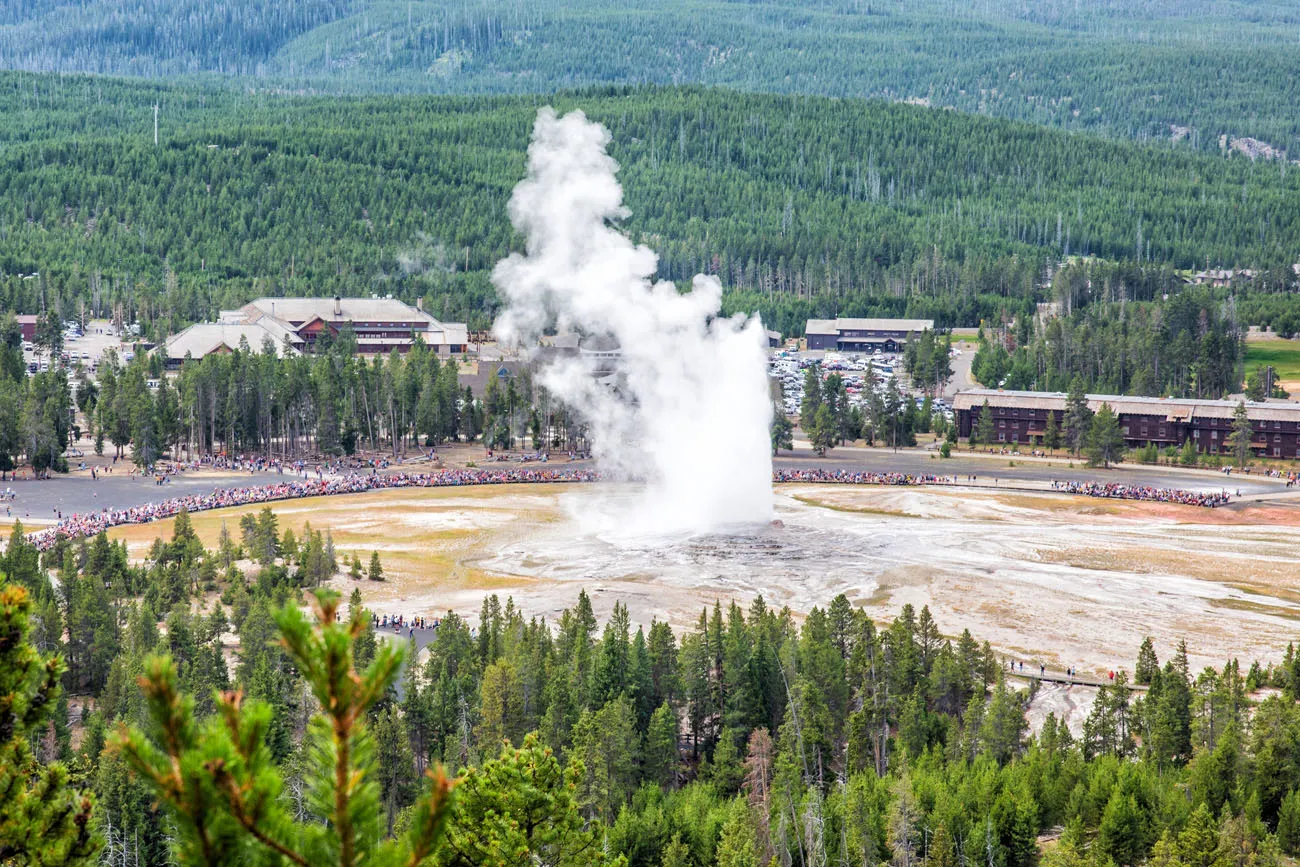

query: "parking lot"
xmin=21 ymin=318 xmax=130 ymax=375
xmin=769 ymin=347 xmax=959 ymax=421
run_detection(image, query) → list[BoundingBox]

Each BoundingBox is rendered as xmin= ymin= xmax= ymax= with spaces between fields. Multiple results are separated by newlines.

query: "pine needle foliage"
xmin=0 ymin=584 xmax=101 ymax=865
xmin=111 ymin=589 xmax=454 ymax=867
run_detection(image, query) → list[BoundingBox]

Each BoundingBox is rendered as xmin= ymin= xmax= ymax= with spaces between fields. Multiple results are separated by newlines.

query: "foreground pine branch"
xmin=112 ymin=588 xmax=454 ymax=867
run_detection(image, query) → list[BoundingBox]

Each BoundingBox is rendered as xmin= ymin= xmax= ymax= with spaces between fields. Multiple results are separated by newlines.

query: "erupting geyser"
xmin=492 ymin=108 xmax=774 ymax=535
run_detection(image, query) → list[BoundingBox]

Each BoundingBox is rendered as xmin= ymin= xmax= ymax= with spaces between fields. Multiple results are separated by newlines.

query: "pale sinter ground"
xmin=107 ymin=482 xmax=1299 ymax=737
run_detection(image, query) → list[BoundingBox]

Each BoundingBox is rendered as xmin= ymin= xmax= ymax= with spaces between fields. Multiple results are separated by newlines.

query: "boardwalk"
xmin=1009 ymin=669 xmax=1147 ymax=691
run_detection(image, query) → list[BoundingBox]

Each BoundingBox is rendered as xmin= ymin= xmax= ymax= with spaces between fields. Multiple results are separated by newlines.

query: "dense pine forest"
xmin=969 ymin=279 xmax=1245 ymax=398
xmin=4 ymin=519 xmax=1300 ymax=865
xmin=0 ymin=73 xmax=1298 ymax=340
xmin=2 ymin=0 xmax=1300 ymax=158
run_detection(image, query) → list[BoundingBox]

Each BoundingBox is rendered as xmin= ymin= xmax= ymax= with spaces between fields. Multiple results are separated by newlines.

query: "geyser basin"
xmin=470 ymin=483 xmax=1300 ymax=674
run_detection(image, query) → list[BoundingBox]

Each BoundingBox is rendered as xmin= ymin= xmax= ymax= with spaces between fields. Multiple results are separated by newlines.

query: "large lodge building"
xmin=954 ymin=388 xmax=1300 ymax=459
xmin=163 ymin=296 xmax=468 ymax=368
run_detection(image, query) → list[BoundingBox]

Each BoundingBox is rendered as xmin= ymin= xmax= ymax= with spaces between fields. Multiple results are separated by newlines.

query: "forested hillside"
xmin=1 ymin=73 xmax=1298 ymax=339
xmin=2 ymin=0 xmax=1300 ymax=157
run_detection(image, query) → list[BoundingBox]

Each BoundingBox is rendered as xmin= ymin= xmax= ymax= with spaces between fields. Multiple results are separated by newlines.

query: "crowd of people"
xmin=770 ymin=468 xmax=1234 ymax=508
xmin=773 ymin=468 xmax=952 ymax=486
xmin=1050 ymin=480 xmax=1232 ymax=507
xmin=24 ymin=467 xmax=602 ymax=550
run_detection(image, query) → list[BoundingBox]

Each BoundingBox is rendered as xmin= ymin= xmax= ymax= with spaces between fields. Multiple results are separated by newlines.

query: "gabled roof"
xmin=805 ymin=317 xmax=934 ymax=335
xmin=244 ymin=297 xmax=438 ymax=326
xmin=836 ymin=317 xmax=934 ymax=332
xmin=163 ymin=322 xmax=301 ymax=361
xmin=806 ymin=319 xmax=840 ymax=336
xmin=421 ymin=323 xmax=469 ymax=346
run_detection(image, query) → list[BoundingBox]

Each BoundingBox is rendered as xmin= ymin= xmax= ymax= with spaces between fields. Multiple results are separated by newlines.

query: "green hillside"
xmin=2 ymin=0 xmax=1300 ymax=155
xmin=0 ymin=72 xmax=1297 ymax=338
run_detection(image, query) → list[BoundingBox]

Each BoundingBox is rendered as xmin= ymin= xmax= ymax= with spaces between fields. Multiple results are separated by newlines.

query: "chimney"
xmin=333 ymin=295 xmax=342 ymax=318
xmin=416 ymin=297 xmax=423 ymax=312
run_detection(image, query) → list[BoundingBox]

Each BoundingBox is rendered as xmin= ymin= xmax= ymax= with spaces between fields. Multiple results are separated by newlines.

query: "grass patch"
xmin=789 ymin=492 xmax=922 ymax=519
xmin=1209 ymin=597 xmax=1300 ymax=621
xmin=1245 ymin=340 xmax=1300 ymax=379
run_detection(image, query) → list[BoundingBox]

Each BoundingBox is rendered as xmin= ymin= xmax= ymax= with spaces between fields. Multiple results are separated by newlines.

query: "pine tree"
xmin=1148 ymin=659 xmax=1192 ymax=768
xmin=1043 ymin=410 xmax=1061 ymax=453
xmin=705 ymin=729 xmax=745 ymax=796
xmin=1064 ymin=378 xmax=1092 ymax=455
xmin=368 ymin=551 xmax=385 ymax=582
xmin=770 ymin=409 xmax=794 ymax=455
xmin=433 ymin=735 xmax=622 ymax=867
xmin=800 ymin=365 xmax=823 ymax=430
xmin=569 ymin=696 xmax=638 ymax=819
xmin=476 ymin=659 xmax=525 ymax=748
xmin=1227 ymin=400 xmax=1254 ymax=467
xmin=715 ymin=799 xmax=760 ymax=867
xmin=0 ymin=584 xmax=101 ymax=865
xmin=1244 ymin=367 xmax=1267 ymax=402
xmin=372 ymin=706 xmax=418 ymax=834
xmin=1096 ymin=789 xmax=1149 ymax=867
xmin=810 ymin=403 xmax=837 ymax=455
xmin=1277 ymin=789 xmax=1300 ymax=855
xmin=1176 ymin=803 xmax=1226 ymax=867
xmin=974 ymin=398 xmax=995 ymax=447
xmin=643 ymin=702 xmax=680 ymax=788
xmin=1086 ymin=402 xmax=1126 ymax=467
xmin=1135 ymin=637 xmax=1159 ymax=685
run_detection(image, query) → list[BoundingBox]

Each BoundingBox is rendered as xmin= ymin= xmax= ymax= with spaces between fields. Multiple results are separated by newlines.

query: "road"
xmin=941 ymin=342 xmax=977 ymax=399
xmin=0 ymin=467 xmax=287 ymax=525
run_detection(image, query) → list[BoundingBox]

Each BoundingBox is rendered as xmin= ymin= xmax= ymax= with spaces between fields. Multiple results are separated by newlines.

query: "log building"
xmin=954 ymin=388 xmax=1300 ymax=458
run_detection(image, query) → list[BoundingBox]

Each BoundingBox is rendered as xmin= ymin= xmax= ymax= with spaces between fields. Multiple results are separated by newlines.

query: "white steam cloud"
xmin=492 ymin=108 xmax=774 ymax=535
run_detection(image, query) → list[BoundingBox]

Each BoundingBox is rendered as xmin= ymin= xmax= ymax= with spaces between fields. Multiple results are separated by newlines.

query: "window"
xmin=1211 ymin=431 xmax=1218 ymax=439
xmin=1275 ymin=434 xmax=1282 ymax=443
xmin=998 ymin=433 xmax=1005 ymax=442
xmin=999 ymin=420 xmax=1006 ymax=428
xmin=1158 ymin=426 xmax=1166 ymax=437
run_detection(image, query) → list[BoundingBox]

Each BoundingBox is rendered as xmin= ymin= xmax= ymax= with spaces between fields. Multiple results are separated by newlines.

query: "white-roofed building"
xmin=163 ymin=296 xmax=471 ymax=366
xmin=162 ymin=321 xmax=302 ymax=368
xmin=238 ymin=296 xmax=468 ymax=355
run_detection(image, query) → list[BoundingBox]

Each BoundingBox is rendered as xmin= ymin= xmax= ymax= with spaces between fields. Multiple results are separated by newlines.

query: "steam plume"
xmin=493 ymin=108 xmax=774 ymax=534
